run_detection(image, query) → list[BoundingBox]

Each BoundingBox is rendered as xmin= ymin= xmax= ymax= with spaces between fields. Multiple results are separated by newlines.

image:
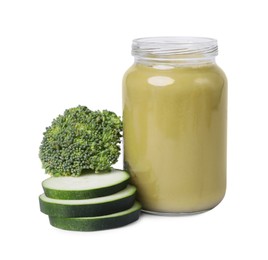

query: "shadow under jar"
xmin=123 ymin=37 xmax=227 ymax=215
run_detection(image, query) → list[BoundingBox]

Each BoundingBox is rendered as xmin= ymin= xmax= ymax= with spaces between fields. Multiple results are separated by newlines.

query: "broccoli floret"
xmin=39 ymin=105 xmax=123 ymax=176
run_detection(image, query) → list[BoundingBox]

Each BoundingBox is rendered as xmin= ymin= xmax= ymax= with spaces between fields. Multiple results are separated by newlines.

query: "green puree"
xmin=123 ymin=63 xmax=227 ymax=213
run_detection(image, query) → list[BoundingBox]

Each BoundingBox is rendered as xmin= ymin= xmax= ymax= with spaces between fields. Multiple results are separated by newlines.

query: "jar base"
xmin=141 ymin=208 xmax=213 ymax=216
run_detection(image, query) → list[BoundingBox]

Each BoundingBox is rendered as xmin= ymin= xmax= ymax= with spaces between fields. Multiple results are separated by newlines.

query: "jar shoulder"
xmin=123 ymin=63 xmax=227 ymax=89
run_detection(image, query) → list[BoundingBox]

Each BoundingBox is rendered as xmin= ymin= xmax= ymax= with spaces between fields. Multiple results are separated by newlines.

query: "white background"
xmin=0 ymin=0 xmax=267 ymax=259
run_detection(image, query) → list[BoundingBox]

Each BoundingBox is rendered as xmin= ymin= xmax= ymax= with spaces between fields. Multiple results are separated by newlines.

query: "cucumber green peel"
xmin=49 ymin=201 xmax=141 ymax=231
xmin=42 ymin=169 xmax=130 ymax=200
xmin=39 ymin=185 xmax=136 ymax=217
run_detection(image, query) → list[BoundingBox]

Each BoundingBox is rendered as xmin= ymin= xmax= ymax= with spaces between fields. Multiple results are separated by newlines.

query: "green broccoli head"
xmin=39 ymin=106 xmax=123 ymax=176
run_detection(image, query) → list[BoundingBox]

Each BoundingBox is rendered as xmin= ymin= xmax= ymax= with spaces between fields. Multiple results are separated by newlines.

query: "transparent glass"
xmin=123 ymin=37 xmax=227 ymax=215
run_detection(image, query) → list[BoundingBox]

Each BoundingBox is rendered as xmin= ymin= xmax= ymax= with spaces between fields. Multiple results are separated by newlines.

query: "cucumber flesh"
xmin=39 ymin=185 xmax=136 ymax=217
xmin=42 ymin=169 xmax=130 ymax=200
xmin=49 ymin=201 xmax=141 ymax=231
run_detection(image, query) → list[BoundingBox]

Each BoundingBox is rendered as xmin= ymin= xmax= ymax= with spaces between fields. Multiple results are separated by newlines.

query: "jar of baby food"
xmin=123 ymin=37 xmax=227 ymax=215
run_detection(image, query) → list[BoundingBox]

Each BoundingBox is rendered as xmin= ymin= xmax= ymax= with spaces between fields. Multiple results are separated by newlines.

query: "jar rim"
xmin=132 ymin=36 xmax=218 ymax=61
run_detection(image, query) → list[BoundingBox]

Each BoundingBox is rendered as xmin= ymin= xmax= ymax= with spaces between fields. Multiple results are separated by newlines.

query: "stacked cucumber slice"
xmin=39 ymin=169 xmax=141 ymax=231
xmin=42 ymin=170 xmax=131 ymax=200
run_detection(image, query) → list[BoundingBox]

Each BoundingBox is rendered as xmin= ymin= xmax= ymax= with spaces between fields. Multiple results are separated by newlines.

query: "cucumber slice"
xmin=39 ymin=185 xmax=136 ymax=217
xmin=49 ymin=201 xmax=141 ymax=231
xmin=42 ymin=169 xmax=130 ymax=200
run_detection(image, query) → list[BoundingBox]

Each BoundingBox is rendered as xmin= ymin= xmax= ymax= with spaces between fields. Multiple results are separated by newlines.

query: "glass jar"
xmin=123 ymin=37 xmax=227 ymax=215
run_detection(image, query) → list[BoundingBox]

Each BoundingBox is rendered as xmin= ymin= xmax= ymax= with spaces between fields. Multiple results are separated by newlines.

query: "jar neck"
xmin=132 ymin=37 xmax=218 ymax=67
